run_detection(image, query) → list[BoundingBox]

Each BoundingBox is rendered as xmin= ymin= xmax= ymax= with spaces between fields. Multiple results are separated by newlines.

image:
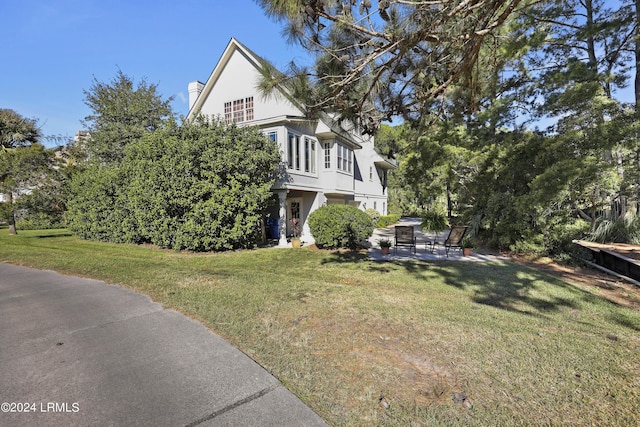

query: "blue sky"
xmin=1 ymin=0 xmax=310 ymax=146
xmin=2 ymin=0 xmax=635 ymax=145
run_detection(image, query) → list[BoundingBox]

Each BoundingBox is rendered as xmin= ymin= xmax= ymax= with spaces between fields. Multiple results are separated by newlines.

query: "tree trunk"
xmin=636 ymin=0 xmax=640 ymax=210
xmin=7 ymin=191 xmax=17 ymax=235
xmin=636 ymin=0 xmax=640 ymax=110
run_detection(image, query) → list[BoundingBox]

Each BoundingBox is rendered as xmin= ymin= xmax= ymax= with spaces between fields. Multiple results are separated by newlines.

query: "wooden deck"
xmin=574 ymin=240 xmax=640 ymax=285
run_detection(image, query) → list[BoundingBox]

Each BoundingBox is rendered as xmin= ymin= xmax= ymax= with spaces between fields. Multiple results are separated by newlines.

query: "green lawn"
xmin=2 ymin=229 xmax=639 ymax=426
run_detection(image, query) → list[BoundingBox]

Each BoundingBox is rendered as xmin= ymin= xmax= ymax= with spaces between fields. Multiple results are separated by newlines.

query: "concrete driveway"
xmin=0 ymin=263 xmax=327 ymax=426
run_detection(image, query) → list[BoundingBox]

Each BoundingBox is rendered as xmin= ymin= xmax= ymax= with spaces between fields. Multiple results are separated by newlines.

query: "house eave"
xmin=374 ymin=158 xmax=398 ymax=170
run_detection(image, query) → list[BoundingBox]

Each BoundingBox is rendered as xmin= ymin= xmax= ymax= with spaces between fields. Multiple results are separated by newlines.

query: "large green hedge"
xmin=67 ymin=118 xmax=281 ymax=251
xmin=308 ymin=204 xmax=373 ymax=249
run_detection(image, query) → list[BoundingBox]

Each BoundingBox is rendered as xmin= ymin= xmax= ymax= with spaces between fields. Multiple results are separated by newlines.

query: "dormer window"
xmin=224 ymin=97 xmax=254 ymax=124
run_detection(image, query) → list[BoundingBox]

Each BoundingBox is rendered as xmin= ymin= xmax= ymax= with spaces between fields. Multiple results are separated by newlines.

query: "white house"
xmin=186 ymin=38 xmax=396 ymax=246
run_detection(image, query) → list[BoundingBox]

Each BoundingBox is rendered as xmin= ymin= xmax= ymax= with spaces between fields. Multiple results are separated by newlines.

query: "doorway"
xmin=286 ymin=197 xmax=302 ymax=237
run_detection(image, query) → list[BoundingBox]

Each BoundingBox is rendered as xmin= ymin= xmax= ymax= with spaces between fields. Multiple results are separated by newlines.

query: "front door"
xmin=286 ymin=197 xmax=302 ymax=237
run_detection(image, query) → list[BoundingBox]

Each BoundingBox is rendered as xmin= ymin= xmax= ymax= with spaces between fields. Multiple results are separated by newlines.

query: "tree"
xmin=0 ymin=109 xmax=41 ymax=149
xmin=67 ymin=118 xmax=281 ymax=251
xmin=256 ymin=0 xmax=525 ymax=135
xmin=82 ymin=70 xmax=174 ymax=164
xmin=0 ymin=109 xmax=55 ymax=235
xmin=0 ymin=144 xmax=57 ymax=235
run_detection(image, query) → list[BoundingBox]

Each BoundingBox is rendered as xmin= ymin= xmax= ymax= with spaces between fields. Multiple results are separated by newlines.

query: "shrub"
xmin=364 ymin=208 xmax=380 ymax=226
xmin=420 ymin=210 xmax=449 ymax=232
xmin=16 ymin=212 xmax=65 ymax=230
xmin=308 ymin=204 xmax=374 ymax=249
xmin=67 ymin=118 xmax=280 ymax=251
xmin=377 ymin=214 xmax=400 ymax=228
xmin=590 ymin=213 xmax=640 ymax=244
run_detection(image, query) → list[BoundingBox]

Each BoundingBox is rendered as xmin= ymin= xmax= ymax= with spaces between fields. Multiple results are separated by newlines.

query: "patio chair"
xmin=394 ymin=225 xmax=416 ymax=254
xmin=443 ymin=225 xmax=468 ymax=257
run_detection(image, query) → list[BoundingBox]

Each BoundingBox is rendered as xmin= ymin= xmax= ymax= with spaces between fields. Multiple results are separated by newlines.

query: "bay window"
xmin=288 ymin=132 xmax=317 ymax=174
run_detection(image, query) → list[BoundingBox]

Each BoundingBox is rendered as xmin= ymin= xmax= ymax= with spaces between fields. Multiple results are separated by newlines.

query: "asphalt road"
xmin=0 ymin=263 xmax=327 ymax=426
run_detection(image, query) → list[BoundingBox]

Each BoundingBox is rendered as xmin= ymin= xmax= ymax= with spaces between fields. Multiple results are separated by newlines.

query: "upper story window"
xmin=224 ymin=97 xmax=254 ymax=124
xmin=337 ymin=143 xmax=353 ymax=173
xmin=288 ymin=132 xmax=317 ymax=174
xmin=324 ymin=142 xmax=331 ymax=169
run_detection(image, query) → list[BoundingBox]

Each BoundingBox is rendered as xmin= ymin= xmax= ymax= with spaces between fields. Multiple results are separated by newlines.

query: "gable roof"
xmin=187 ymin=38 xmax=369 ymax=150
xmin=187 ymin=38 xmax=306 ymax=121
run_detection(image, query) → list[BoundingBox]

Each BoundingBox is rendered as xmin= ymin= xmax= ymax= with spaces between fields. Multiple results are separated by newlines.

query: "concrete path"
xmin=0 ymin=263 xmax=327 ymax=427
xmin=367 ymin=217 xmax=508 ymax=262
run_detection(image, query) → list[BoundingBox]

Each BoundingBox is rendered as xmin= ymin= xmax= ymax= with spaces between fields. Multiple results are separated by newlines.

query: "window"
xmin=324 ymin=142 xmax=331 ymax=169
xmin=342 ymin=146 xmax=348 ymax=171
xmin=224 ymin=97 xmax=254 ymax=124
xmin=245 ymin=97 xmax=254 ymax=121
xmin=268 ymin=131 xmax=277 ymax=142
xmin=337 ymin=143 xmax=353 ymax=173
xmin=304 ymin=137 xmax=316 ymax=173
xmin=224 ymin=102 xmax=232 ymax=123
xmin=287 ymin=132 xmax=317 ymax=173
xmin=288 ymin=133 xmax=297 ymax=169
xmin=369 ymin=166 xmax=373 ymax=181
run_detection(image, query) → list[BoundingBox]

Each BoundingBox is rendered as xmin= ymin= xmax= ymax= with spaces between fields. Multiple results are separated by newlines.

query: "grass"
xmin=1 ymin=228 xmax=639 ymax=426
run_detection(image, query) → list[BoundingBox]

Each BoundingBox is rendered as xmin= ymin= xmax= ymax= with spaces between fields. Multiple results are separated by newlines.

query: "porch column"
xmin=276 ymin=189 xmax=288 ymax=247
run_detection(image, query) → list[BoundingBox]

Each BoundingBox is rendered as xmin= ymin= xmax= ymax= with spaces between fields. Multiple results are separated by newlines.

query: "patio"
xmin=367 ymin=217 xmax=507 ymax=262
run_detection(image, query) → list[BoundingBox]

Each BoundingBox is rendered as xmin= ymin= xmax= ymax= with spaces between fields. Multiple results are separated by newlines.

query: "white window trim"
xmin=336 ymin=142 xmax=353 ymax=175
xmin=287 ymin=131 xmax=318 ymax=176
xmin=224 ymin=96 xmax=254 ymax=124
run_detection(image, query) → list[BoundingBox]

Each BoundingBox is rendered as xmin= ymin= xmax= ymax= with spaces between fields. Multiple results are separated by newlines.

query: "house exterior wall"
xmin=188 ymin=38 xmax=395 ymax=245
xmin=196 ymin=48 xmax=302 ymax=121
xmin=354 ymin=140 xmax=390 ymax=215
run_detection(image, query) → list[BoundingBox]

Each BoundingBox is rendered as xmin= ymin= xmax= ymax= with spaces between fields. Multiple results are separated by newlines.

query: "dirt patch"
xmin=512 ymin=255 xmax=640 ymax=310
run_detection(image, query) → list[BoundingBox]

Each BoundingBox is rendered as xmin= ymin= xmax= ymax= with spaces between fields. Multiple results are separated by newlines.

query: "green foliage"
xmin=66 ymin=163 xmax=129 ymax=242
xmin=590 ymin=213 xmax=640 ymax=244
xmin=0 ymin=109 xmax=41 ymax=149
xmin=67 ymin=118 xmax=280 ymax=251
xmin=82 ymin=70 xmax=174 ymax=165
xmin=377 ymin=214 xmax=400 ymax=228
xmin=378 ymin=238 xmax=392 ymax=248
xmin=255 ymin=0 xmax=522 ymax=133
xmin=0 ymin=142 xmax=58 ymax=233
xmin=16 ymin=212 xmax=65 ymax=230
xmin=363 ymin=208 xmax=380 ymax=226
xmin=420 ymin=210 xmax=449 ymax=232
xmin=308 ymin=204 xmax=374 ymax=249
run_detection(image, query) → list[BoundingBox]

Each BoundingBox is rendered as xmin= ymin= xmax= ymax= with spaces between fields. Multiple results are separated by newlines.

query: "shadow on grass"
xmin=11 ymin=229 xmax=73 ymax=238
xmin=321 ymin=252 xmax=607 ymax=317
xmin=31 ymin=232 xmax=73 ymax=238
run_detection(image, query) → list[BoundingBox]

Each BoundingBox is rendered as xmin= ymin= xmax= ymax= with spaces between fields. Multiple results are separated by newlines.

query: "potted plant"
xmin=290 ymin=218 xmax=302 ymax=248
xmin=462 ymin=237 xmax=473 ymax=256
xmin=378 ymin=238 xmax=392 ymax=255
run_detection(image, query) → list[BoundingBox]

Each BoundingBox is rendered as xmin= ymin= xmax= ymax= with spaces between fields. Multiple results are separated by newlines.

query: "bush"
xmin=309 ymin=204 xmax=374 ymax=249
xmin=67 ymin=118 xmax=280 ymax=251
xmin=590 ymin=213 xmax=640 ymax=244
xmin=16 ymin=212 xmax=65 ymax=230
xmin=377 ymin=214 xmax=400 ymax=228
xmin=364 ymin=208 xmax=380 ymax=226
xmin=420 ymin=210 xmax=449 ymax=232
